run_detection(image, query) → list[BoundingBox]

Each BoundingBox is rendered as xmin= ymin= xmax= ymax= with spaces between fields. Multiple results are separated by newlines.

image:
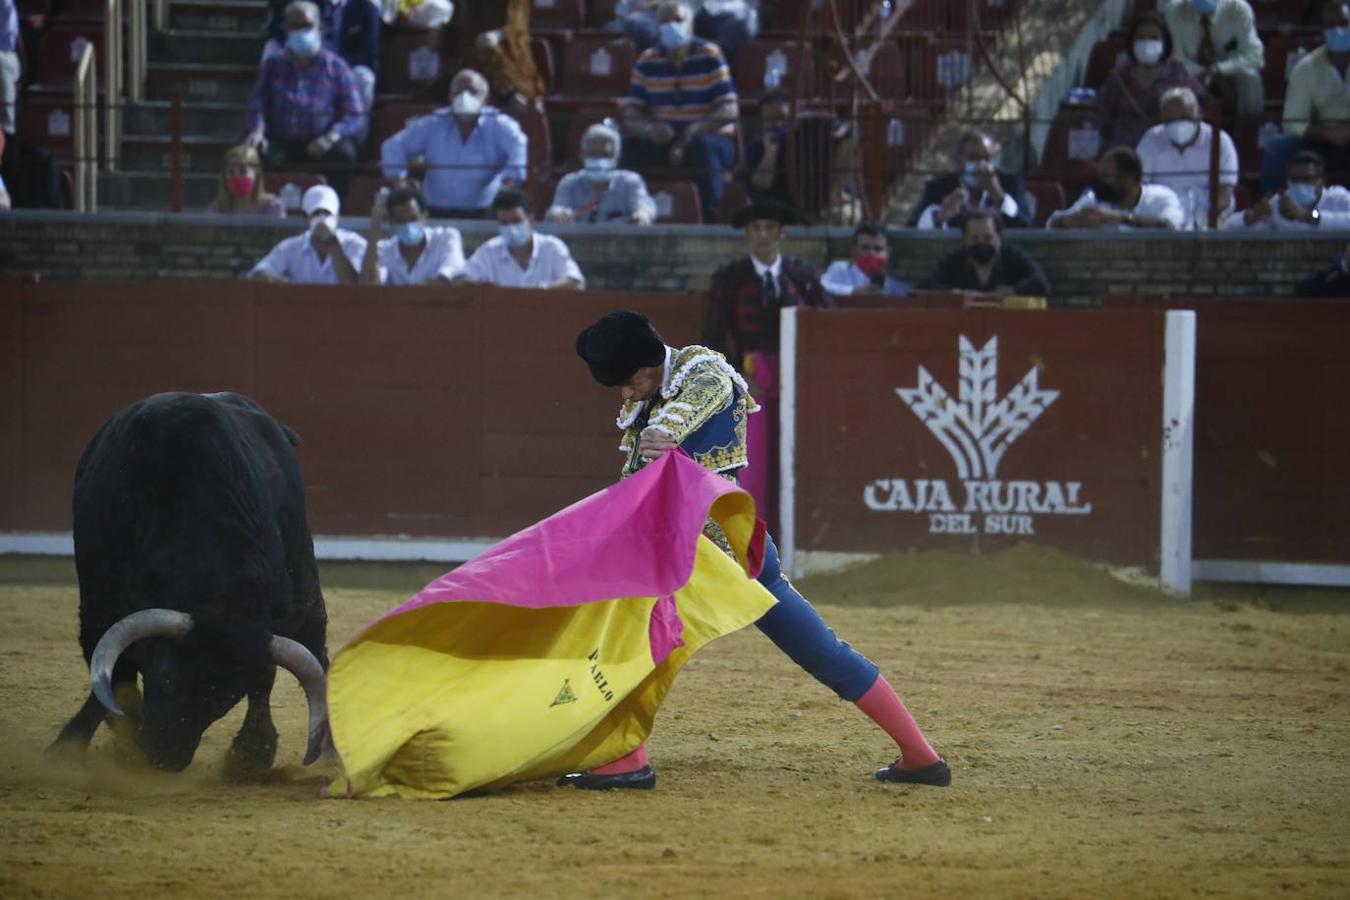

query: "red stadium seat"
xmin=562 ymin=103 xmax=623 ymax=164
xmin=530 ymin=36 xmax=556 ymax=92
xmin=1085 ymin=36 xmax=1128 ymax=90
xmin=16 ymin=91 xmax=79 ymax=154
xmin=379 ymin=27 xmax=448 ymax=97
xmin=736 ymin=39 xmax=816 ymax=100
xmin=648 ymin=180 xmax=702 ymax=224
xmin=534 ymin=171 xmax=562 ymax=215
xmin=823 ymin=39 xmax=904 ymax=101
xmin=51 ymin=0 xmax=110 ymax=19
xmin=1249 ymin=0 xmax=1311 ymax=28
xmin=30 ymin=19 xmax=106 ymax=87
xmin=1033 ymin=104 xmax=1104 ymax=199
xmin=557 ymin=35 xmax=635 ymax=99
xmin=530 ymin=0 xmax=586 ymax=32
xmin=505 ymin=101 xmax=553 ymax=185
xmin=1263 ymin=34 xmax=1321 ymax=106
xmin=263 ymin=171 xmax=328 ymax=216
xmin=343 ymin=173 xmax=390 ymax=217
xmin=587 ymin=0 xmax=619 ymax=28
xmin=1023 ymin=178 xmax=1066 ymax=227
xmin=371 ymin=99 xmax=440 ymax=145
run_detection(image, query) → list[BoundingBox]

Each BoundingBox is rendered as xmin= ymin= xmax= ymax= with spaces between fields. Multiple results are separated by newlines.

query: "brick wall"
xmin=2 ymin=211 xmax=1347 ymax=305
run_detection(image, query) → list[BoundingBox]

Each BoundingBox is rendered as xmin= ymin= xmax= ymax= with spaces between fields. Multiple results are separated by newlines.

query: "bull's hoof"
xmin=223 ymin=733 xmax=278 ymax=781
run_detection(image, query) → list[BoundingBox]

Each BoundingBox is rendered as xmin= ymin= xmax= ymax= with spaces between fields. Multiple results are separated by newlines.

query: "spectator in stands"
xmin=1296 ymin=242 xmax=1350 ymax=297
xmin=1261 ymin=0 xmax=1350 ymax=194
xmin=907 ymin=130 xmax=1031 ymax=230
xmin=1137 ymin=87 xmax=1237 ymax=227
xmin=0 ymin=0 xmax=17 ymax=136
xmin=1047 ymin=147 xmax=1186 ymax=229
xmin=1228 ymin=150 xmax=1350 ymax=230
xmin=821 ymin=223 xmax=911 ymax=298
xmin=546 ymin=122 xmax=656 ymax=225
xmin=459 ymin=188 xmax=585 ymax=289
xmin=705 ymin=201 xmax=829 ymax=530
xmin=1096 ymin=12 xmax=1206 ymax=151
xmin=622 ymin=1 xmax=739 ymax=224
xmin=452 ymin=0 xmax=546 ymax=112
xmin=244 ymin=1 xmax=364 ymax=198
xmin=247 ymin=184 xmax=365 ymax=283
xmin=743 ymin=88 xmax=793 ymax=209
xmin=360 ymin=180 xmax=465 ymax=284
xmin=264 ymin=0 xmax=380 ymax=123
xmin=206 ymin=145 xmax=286 ymax=217
xmin=380 ymin=68 xmax=528 ymax=219
xmin=612 ymin=0 xmax=758 ymax=64
xmin=922 ymin=210 xmax=1050 ymax=297
xmin=1164 ymin=0 xmax=1264 ymax=117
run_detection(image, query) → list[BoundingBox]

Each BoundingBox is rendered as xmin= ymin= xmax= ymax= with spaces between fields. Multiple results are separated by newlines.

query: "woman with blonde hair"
xmin=208 ymin=144 xmax=286 ymax=216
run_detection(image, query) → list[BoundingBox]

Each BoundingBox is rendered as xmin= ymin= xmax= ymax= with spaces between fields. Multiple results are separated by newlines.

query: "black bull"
xmin=51 ymin=392 xmax=330 ymax=771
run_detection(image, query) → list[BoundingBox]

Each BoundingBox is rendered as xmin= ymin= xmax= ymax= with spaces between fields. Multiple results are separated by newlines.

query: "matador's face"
xmin=620 ymin=365 xmax=663 ymax=403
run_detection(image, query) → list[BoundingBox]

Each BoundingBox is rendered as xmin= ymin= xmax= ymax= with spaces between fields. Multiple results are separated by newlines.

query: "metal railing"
xmin=104 ymin=0 xmax=123 ymax=170
xmin=129 ymin=0 xmax=149 ymax=102
xmin=74 ymin=42 xmax=99 ymax=211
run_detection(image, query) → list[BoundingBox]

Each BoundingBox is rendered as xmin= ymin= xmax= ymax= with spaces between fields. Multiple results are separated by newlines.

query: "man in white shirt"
xmin=247 ymin=184 xmax=365 ymax=283
xmin=360 ymin=181 xmax=465 ymax=285
xmin=1164 ymin=0 xmax=1264 ymax=116
xmin=821 ymin=222 xmax=911 ymax=298
xmin=1261 ymin=0 xmax=1350 ymax=194
xmin=459 ymin=187 xmax=585 ymax=289
xmin=1047 ymin=147 xmax=1186 ymax=230
xmin=1226 ymin=150 xmax=1350 ymax=230
xmin=1137 ymin=87 xmax=1238 ymax=228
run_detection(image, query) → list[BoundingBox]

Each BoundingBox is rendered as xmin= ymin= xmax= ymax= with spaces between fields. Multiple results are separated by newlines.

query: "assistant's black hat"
xmin=731 ymin=200 xmax=797 ymax=229
xmin=575 ymin=311 xmax=666 ymax=387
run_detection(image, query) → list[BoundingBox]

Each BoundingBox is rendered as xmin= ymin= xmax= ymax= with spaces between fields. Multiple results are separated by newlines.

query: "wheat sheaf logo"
xmin=865 ymin=334 xmax=1091 ymax=536
xmin=898 ymin=336 xmax=1058 ymax=479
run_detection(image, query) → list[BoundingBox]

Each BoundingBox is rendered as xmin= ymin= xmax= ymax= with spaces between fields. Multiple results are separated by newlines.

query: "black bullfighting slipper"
xmin=556 ymin=765 xmax=657 ymax=791
xmin=875 ymin=758 xmax=952 ymax=787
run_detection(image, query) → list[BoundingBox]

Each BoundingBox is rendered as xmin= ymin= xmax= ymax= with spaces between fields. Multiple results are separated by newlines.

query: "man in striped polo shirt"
xmin=621 ymin=1 xmax=740 ymax=223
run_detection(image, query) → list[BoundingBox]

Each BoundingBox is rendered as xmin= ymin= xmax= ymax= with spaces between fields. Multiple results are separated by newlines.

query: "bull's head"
xmin=88 ymin=609 xmax=328 ymax=771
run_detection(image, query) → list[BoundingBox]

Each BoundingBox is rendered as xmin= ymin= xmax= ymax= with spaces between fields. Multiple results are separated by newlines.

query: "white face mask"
xmin=451 ymin=90 xmax=484 ymax=117
xmin=1133 ymin=39 xmax=1165 ymax=65
xmin=1164 ymin=119 xmax=1199 ymax=146
xmin=308 ymin=212 xmax=337 ymax=234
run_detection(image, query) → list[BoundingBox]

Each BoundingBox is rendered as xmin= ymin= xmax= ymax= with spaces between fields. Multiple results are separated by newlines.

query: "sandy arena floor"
xmin=1 ymin=547 xmax=1348 ymax=899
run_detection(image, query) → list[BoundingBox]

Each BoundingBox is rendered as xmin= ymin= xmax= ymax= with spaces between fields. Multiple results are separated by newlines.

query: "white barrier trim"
xmin=779 ymin=306 xmax=798 ymax=577
xmin=1160 ymin=310 xmax=1196 ymax=597
xmin=0 ymin=532 xmax=498 ymax=563
xmin=1192 ymin=560 xmax=1350 ymax=587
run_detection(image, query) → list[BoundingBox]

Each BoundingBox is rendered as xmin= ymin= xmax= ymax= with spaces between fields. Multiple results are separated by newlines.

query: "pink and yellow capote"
xmin=323 ymin=451 xmax=776 ymax=799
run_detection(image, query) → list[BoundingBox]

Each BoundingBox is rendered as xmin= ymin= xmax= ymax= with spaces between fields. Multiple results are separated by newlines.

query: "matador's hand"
xmin=638 ymin=428 xmax=678 ymax=460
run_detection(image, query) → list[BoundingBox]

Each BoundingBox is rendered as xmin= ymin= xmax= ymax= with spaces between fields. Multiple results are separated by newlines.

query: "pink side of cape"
xmin=379 ymin=452 xmax=762 ymax=626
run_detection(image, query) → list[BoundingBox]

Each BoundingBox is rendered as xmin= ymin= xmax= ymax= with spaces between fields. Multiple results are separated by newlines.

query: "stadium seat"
xmin=718 ymin=178 xmax=749 ymax=224
xmin=51 ymin=0 xmax=111 ymax=19
xmin=378 ymin=27 xmax=448 ymax=97
xmin=343 ymin=173 xmax=387 ymax=217
xmin=29 ymin=19 xmax=106 ymax=87
xmin=948 ymin=0 xmax=1023 ymax=32
xmin=533 ymin=172 xmax=561 ymax=215
xmin=735 ymin=39 xmax=816 ymax=99
xmin=648 ymin=180 xmax=702 ymax=224
xmin=562 ymin=103 xmax=623 ymax=164
xmin=1033 ymin=103 xmax=1103 ymax=198
xmin=1084 ymin=36 xmax=1128 ymax=90
xmin=1263 ymin=34 xmax=1321 ymax=106
xmin=264 ymin=171 xmax=328 ymax=216
xmin=823 ymin=39 xmax=904 ymax=101
xmin=766 ymin=0 xmax=827 ymax=37
xmin=15 ymin=91 xmax=79 ymax=154
xmin=556 ymin=35 xmax=635 ymax=100
xmin=530 ymin=36 xmax=556 ymax=92
xmin=530 ymin=0 xmax=586 ymax=33
xmin=1023 ymin=178 xmax=1066 ymax=227
xmin=371 ymin=99 xmax=440 ymax=146
xmin=1249 ymin=0 xmax=1311 ymax=28
xmin=586 ymin=0 xmax=618 ymax=28
xmin=505 ymin=102 xmax=553 ymax=185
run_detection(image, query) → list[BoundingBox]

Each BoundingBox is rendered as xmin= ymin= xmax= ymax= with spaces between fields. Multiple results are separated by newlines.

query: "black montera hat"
xmin=731 ymin=200 xmax=797 ymax=229
xmin=575 ymin=311 xmax=666 ymax=387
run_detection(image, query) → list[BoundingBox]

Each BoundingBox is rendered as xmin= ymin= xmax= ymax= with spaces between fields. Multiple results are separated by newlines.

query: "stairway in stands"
xmin=100 ymin=0 xmax=268 ymax=210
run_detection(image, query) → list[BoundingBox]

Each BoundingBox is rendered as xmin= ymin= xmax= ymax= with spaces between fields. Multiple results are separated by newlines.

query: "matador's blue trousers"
xmin=752 ymin=534 xmax=880 ymax=701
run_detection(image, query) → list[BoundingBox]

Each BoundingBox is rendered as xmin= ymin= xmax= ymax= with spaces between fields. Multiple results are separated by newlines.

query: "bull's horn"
xmin=90 ymin=609 xmax=194 ymax=716
xmin=268 ymin=636 xmax=328 ymax=766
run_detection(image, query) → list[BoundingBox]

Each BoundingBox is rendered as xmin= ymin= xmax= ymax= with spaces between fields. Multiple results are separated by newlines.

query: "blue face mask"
xmin=583 ymin=157 xmax=617 ymax=183
xmin=286 ymin=27 xmax=321 ymax=57
xmin=1190 ymin=0 xmax=1218 ymax=15
xmin=395 ymin=221 xmax=424 ymax=247
xmin=500 ymin=222 xmax=531 ymax=248
xmin=1287 ymin=182 xmax=1319 ymax=209
xmin=659 ymin=20 xmax=690 ymax=49
xmin=1326 ymin=26 xmax=1350 ymax=54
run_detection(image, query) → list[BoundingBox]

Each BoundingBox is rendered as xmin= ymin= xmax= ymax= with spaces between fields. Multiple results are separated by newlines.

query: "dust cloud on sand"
xmin=2 ymin=549 xmax=1348 ymax=899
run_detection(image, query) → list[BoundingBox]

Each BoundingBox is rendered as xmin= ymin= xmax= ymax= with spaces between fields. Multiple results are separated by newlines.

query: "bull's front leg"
xmin=224 ymin=666 xmax=279 ymax=776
